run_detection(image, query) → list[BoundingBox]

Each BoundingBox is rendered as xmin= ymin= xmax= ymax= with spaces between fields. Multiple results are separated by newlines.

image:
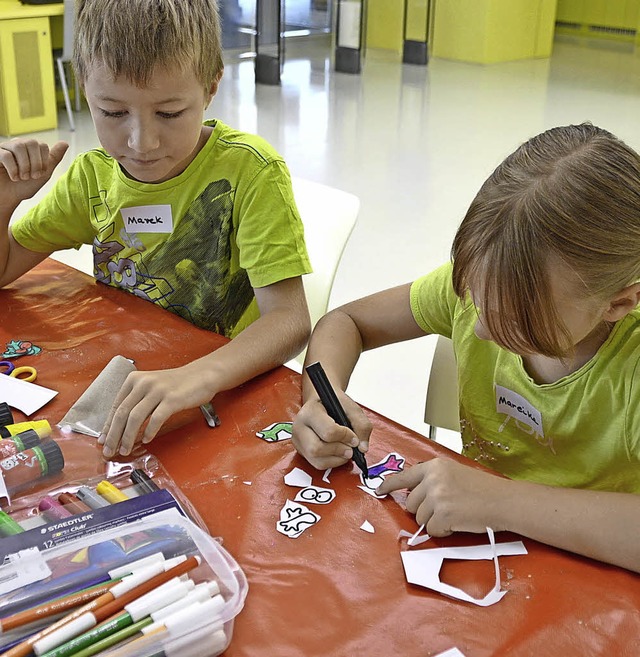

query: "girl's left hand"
xmin=376 ymin=458 xmax=511 ymax=535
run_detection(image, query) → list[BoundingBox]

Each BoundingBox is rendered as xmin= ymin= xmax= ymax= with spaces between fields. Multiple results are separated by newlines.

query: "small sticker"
xmin=121 ymin=204 xmax=173 ymax=233
xmin=3 ymin=340 xmax=42 ymax=359
xmin=256 ymin=422 xmax=293 ymax=442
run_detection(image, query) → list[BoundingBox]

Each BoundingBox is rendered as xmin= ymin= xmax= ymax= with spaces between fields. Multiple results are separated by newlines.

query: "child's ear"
xmin=206 ymin=70 xmax=224 ymax=106
xmin=603 ymin=282 xmax=640 ymax=321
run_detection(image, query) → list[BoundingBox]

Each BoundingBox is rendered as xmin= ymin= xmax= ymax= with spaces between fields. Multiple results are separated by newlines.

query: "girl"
xmin=292 ymin=123 xmax=640 ymax=573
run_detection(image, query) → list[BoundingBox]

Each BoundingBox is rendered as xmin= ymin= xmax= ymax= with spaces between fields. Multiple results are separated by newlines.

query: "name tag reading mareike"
xmin=121 ymin=205 xmax=173 ymax=233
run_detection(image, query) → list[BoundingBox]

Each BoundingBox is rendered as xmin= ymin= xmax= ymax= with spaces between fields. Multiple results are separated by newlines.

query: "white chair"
xmin=289 ymin=177 xmax=360 ymax=368
xmin=424 ymin=334 xmax=460 ymax=439
xmin=54 ymin=0 xmax=81 ymax=131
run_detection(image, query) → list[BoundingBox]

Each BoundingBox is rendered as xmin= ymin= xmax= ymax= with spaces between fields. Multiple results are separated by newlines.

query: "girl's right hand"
xmin=0 ymin=139 xmax=68 ymax=209
xmin=292 ymin=393 xmax=372 ymax=470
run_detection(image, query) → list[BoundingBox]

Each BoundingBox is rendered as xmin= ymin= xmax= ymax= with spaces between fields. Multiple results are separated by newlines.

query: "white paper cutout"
xmin=322 ymin=468 xmax=332 ymax=483
xmin=357 ymin=485 xmax=386 ymax=498
xmin=400 ymin=527 xmax=528 ymax=607
xmin=121 ymin=204 xmax=173 ymax=233
xmin=256 ymin=422 xmax=293 ymax=442
xmin=294 ymin=485 xmax=336 ymax=505
xmin=434 ymin=649 xmax=467 ymax=657
xmin=0 ymin=375 xmax=58 ymax=416
xmin=359 ymin=452 xmax=405 ymax=495
xmin=277 ymin=500 xmax=320 ymax=538
xmin=284 ymin=467 xmax=313 ymax=488
xmin=401 ymin=524 xmax=431 ymax=546
xmin=243 ymin=481 xmax=252 ymax=486
xmin=360 ymin=521 xmax=375 ymax=534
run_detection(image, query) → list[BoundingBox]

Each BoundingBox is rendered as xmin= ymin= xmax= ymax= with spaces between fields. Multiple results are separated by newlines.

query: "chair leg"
xmin=428 ymin=425 xmax=437 ymax=441
xmin=56 ymin=58 xmax=75 ymax=131
xmin=74 ymin=76 xmax=81 ymax=113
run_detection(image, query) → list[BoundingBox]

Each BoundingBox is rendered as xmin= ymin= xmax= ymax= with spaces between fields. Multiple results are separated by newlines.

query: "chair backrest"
xmin=290 ymin=177 xmax=359 ymax=366
xmin=424 ymin=334 xmax=460 ymax=436
xmin=61 ymin=0 xmax=76 ymax=62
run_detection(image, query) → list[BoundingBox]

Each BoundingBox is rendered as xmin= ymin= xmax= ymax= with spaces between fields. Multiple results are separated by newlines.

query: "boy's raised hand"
xmin=0 ymin=139 xmax=68 ymax=209
xmin=292 ymin=393 xmax=372 ymax=470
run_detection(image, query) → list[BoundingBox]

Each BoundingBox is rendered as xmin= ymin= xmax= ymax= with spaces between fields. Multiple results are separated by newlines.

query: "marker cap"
xmin=0 ymin=402 xmax=14 ymax=428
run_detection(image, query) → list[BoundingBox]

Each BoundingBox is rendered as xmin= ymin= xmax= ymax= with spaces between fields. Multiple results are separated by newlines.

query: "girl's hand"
xmin=0 ymin=139 xmax=68 ymax=209
xmin=376 ymin=458 xmax=510 ymax=535
xmin=292 ymin=393 xmax=372 ymax=470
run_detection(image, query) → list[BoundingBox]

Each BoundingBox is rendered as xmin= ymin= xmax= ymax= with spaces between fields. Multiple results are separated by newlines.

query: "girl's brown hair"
xmin=452 ymin=123 xmax=640 ymax=357
xmin=73 ymin=0 xmax=224 ymax=91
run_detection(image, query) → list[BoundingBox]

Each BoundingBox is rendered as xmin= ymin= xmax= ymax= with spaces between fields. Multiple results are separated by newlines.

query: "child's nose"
xmin=127 ymin=118 xmax=160 ymax=154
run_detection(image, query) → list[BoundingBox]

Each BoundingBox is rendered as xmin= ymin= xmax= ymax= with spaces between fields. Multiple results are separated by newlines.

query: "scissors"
xmin=0 ymin=360 xmax=37 ymax=382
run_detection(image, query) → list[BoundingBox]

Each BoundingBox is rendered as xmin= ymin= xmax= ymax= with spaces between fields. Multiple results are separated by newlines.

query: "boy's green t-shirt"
xmin=11 ymin=120 xmax=311 ymax=338
xmin=410 ymin=262 xmax=640 ymax=494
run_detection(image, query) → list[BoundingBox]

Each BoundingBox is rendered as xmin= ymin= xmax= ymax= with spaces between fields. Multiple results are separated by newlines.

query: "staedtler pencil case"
xmin=0 ymin=510 xmax=248 ymax=657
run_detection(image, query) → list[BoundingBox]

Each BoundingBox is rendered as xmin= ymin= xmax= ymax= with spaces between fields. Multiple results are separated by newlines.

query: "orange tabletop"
xmin=1 ymin=259 xmax=639 ymax=657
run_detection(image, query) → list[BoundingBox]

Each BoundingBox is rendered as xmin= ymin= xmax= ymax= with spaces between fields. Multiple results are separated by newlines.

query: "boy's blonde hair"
xmin=452 ymin=123 xmax=640 ymax=358
xmin=73 ymin=0 xmax=223 ymax=91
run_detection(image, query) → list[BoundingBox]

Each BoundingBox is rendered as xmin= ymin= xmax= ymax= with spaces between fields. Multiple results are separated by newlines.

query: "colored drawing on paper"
xmin=277 ymin=500 xmax=320 ymax=538
xmin=294 ymin=486 xmax=336 ymax=505
xmin=360 ymin=452 xmax=405 ymax=492
xmin=3 ymin=340 xmax=42 ymax=359
xmin=256 ymin=422 xmax=293 ymax=442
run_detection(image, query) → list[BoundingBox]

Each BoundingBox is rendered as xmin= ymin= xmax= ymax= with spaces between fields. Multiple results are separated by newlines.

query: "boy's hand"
xmin=376 ymin=458 xmax=509 ymax=535
xmin=99 ymin=363 xmax=217 ymax=458
xmin=0 ymin=139 xmax=68 ymax=209
xmin=292 ymin=394 xmax=371 ymax=470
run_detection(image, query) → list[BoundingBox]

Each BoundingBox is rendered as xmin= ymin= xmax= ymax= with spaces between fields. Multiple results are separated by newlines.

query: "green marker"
xmin=0 ymin=510 xmax=24 ymax=536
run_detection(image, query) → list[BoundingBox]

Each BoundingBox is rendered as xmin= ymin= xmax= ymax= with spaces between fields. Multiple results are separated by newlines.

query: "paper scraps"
xmin=322 ymin=468 xmax=332 ymax=483
xmin=360 ymin=520 xmax=375 ymax=534
xmin=399 ymin=524 xmax=431 ymax=547
xmin=0 ymin=374 xmax=57 ymax=416
xmin=2 ymin=340 xmax=42 ymax=359
xmin=277 ymin=500 xmax=321 ymax=539
xmin=434 ymin=649 xmax=467 ymax=657
xmin=400 ymin=527 xmax=528 ymax=607
xmin=256 ymin=422 xmax=293 ymax=442
xmin=279 ymin=466 xmax=338 ymax=538
xmin=358 ymin=452 xmax=405 ymax=497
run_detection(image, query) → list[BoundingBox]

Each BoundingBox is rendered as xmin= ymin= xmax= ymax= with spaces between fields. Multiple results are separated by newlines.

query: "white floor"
xmin=11 ymin=34 xmax=640 ymax=453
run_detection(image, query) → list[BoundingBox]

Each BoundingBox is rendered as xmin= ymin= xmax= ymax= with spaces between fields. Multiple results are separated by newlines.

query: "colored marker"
xmin=130 ymin=469 xmax=160 ymax=494
xmin=0 ymin=420 xmax=51 ymax=439
xmin=39 ymin=496 xmax=73 ymax=521
xmin=57 ymin=492 xmax=91 ymax=515
xmin=0 ymin=401 xmax=14 ymax=427
xmin=38 ymin=579 xmax=195 ymax=657
xmin=76 ymin=486 xmax=110 ymax=509
xmin=3 ymin=556 xmax=200 ymax=657
xmin=95 ymin=480 xmax=129 ymax=504
xmin=0 ymin=509 xmax=24 ymax=536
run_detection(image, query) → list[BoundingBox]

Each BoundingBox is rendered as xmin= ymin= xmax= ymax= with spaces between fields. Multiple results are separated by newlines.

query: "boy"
xmin=0 ymin=0 xmax=311 ymax=458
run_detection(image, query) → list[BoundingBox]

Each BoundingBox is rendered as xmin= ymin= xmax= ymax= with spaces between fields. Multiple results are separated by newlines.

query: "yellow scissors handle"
xmin=10 ymin=366 xmax=37 ymax=383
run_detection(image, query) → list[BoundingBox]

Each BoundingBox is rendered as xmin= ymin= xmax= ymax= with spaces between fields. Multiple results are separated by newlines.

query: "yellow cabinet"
xmin=0 ymin=16 xmax=57 ymax=136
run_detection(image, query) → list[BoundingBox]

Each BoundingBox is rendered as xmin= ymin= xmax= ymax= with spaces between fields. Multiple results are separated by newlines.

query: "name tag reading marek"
xmin=120 ymin=204 xmax=173 ymax=233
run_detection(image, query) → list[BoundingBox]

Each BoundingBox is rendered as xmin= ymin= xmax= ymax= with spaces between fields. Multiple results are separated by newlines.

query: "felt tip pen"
xmin=39 ymin=495 xmax=73 ymax=521
xmin=0 ymin=509 xmax=25 ymax=536
xmin=76 ymin=486 xmax=110 ymax=509
xmin=57 ymin=492 xmax=91 ymax=515
xmin=130 ymin=469 xmax=160 ymax=494
xmin=95 ymin=480 xmax=129 ymax=504
xmin=305 ymin=362 xmax=369 ymax=478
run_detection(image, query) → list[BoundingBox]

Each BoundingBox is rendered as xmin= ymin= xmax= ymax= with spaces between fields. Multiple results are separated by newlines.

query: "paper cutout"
xmin=359 ymin=452 xmax=406 ymax=497
xmin=243 ymin=481 xmax=252 ymax=486
xmin=294 ymin=485 xmax=336 ymax=505
xmin=0 ymin=374 xmax=57 ymax=415
xmin=256 ymin=422 xmax=293 ymax=442
xmin=284 ymin=467 xmax=313 ymax=488
xmin=399 ymin=524 xmax=431 ymax=546
xmin=277 ymin=500 xmax=320 ymax=538
xmin=2 ymin=339 xmax=42 ymax=359
xmin=400 ymin=528 xmax=528 ymax=607
xmin=434 ymin=649 xmax=466 ymax=657
xmin=360 ymin=521 xmax=375 ymax=533
xmin=322 ymin=468 xmax=332 ymax=483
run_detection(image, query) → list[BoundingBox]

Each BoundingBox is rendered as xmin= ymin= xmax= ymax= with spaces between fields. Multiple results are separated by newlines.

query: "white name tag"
xmin=120 ymin=205 xmax=173 ymax=233
xmin=495 ymin=384 xmax=544 ymax=437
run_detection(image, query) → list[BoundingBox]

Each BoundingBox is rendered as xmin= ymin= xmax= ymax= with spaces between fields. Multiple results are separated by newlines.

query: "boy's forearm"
xmin=499 ymin=479 xmax=640 ymax=572
xmin=193 ymin=308 xmax=310 ymax=395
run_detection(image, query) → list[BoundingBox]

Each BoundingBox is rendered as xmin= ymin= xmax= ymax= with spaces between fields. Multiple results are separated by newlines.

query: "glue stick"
xmin=0 ymin=440 xmax=64 ymax=494
xmin=0 ymin=402 xmax=14 ymax=428
xmin=0 ymin=419 xmax=51 ymax=439
xmin=0 ymin=429 xmax=41 ymax=459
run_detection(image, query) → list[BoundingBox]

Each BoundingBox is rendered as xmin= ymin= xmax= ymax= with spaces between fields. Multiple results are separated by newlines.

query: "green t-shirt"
xmin=410 ymin=262 xmax=640 ymax=493
xmin=12 ymin=120 xmax=311 ymax=338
